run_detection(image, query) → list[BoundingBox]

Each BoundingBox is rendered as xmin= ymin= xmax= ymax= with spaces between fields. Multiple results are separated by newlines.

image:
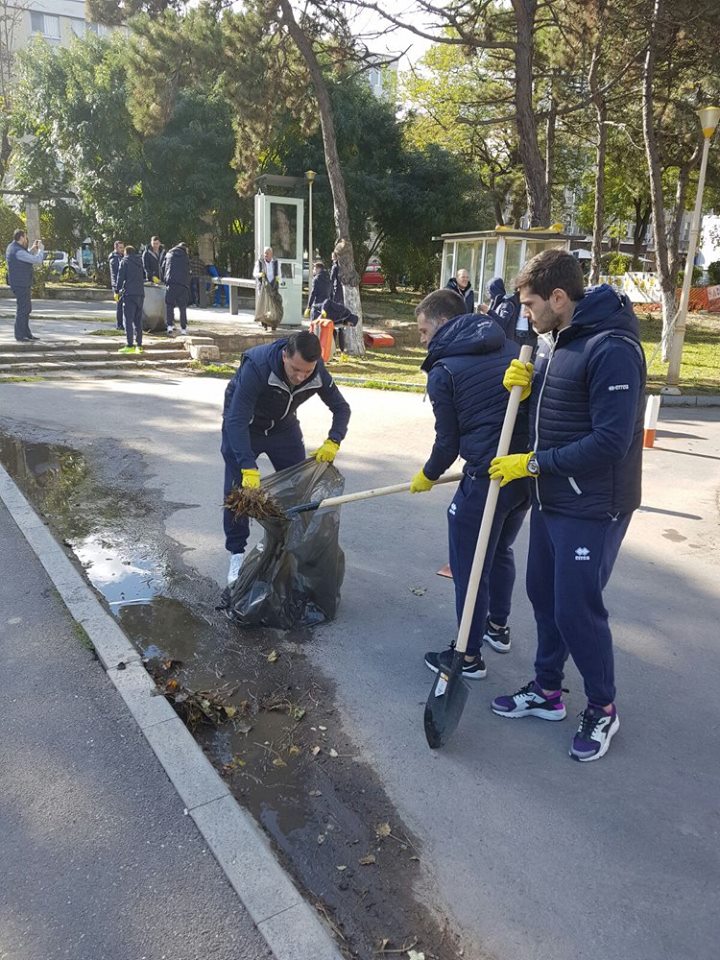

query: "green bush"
xmin=676 ymin=265 xmax=704 ymax=286
xmin=0 ymin=257 xmax=7 ymax=285
xmin=604 ymin=252 xmax=632 ymax=276
xmin=707 ymin=260 xmax=720 ymax=285
xmin=31 ymin=264 xmax=49 ymax=298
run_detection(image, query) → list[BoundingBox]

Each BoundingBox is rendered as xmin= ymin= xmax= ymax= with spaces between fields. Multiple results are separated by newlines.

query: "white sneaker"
xmin=227 ymin=552 xmax=244 ymax=584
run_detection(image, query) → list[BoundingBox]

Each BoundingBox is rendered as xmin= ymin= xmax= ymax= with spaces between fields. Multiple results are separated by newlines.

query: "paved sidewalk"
xmin=0 ymin=500 xmax=273 ymax=960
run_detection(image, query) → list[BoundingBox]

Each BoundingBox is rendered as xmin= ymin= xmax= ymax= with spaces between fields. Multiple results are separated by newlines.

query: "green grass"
xmin=88 ymin=327 xmax=125 ymax=337
xmin=0 ymin=375 xmax=45 ymax=383
xmin=638 ymin=311 xmax=720 ymax=393
xmin=189 ymin=360 xmax=238 ymax=377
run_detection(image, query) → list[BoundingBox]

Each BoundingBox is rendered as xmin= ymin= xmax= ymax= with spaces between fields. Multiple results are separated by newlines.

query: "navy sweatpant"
xmin=527 ymin=506 xmax=632 ymax=705
xmin=165 ymin=283 xmax=188 ymax=330
xmin=12 ymin=286 xmax=32 ymax=340
xmin=448 ymin=473 xmax=530 ymax=655
xmin=123 ymin=296 xmax=143 ymax=346
xmin=222 ymin=422 xmax=306 ymax=554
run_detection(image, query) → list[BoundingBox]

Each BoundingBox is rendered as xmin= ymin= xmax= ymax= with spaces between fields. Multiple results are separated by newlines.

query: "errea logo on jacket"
xmin=608 ymin=383 xmax=629 ymax=391
xmin=575 ymin=547 xmax=591 ymax=560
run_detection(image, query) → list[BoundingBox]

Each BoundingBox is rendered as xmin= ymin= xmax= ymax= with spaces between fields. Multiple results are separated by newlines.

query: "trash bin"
xmin=142 ymin=282 xmax=166 ymax=332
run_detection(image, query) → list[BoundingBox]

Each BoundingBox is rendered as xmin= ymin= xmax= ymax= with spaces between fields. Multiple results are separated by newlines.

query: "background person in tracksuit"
xmin=162 ymin=242 xmax=190 ymax=335
xmin=304 ymin=261 xmax=331 ymax=317
xmin=222 ymin=330 xmax=351 ymax=585
xmin=410 ymin=288 xmax=530 ymax=679
xmin=489 ymin=249 xmax=646 ymax=762
xmin=108 ymin=240 xmax=125 ymax=330
xmin=142 ymin=236 xmax=164 ymax=283
xmin=6 ymin=229 xmax=44 ymax=342
xmin=445 ymin=268 xmax=474 ymax=313
xmin=115 ymin=245 xmax=145 ymax=354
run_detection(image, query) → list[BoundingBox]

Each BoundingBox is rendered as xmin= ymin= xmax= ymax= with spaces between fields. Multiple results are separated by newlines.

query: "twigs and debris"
xmin=224 ymin=485 xmax=287 ymax=522
xmin=149 ymin=658 xmax=241 ymax=729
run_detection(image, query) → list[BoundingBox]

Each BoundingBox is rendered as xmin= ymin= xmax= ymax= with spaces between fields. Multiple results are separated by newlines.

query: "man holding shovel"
xmin=411 ymin=288 xmax=531 ymax=679
xmin=222 ymin=330 xmax=351 ymax=584
xmin=489 ymin=249 xmax=646 ymax=762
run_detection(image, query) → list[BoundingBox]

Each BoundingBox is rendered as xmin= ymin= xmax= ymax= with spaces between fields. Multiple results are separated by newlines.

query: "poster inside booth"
xmin=255 ymin=193 xmax=304 ymax=326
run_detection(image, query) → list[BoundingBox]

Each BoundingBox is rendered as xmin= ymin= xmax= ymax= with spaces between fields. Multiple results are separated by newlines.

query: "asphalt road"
xmin=0 ymin=500 xmax=272 ymax=960
xmin=0 ymin=374 xmax=717 ymax=960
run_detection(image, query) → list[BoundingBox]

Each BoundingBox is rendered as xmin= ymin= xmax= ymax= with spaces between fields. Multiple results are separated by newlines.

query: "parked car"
xmin=44 ymin=250 xmax=87 ymax=277
xmin=361 ymin=258 xmax=384 ymax=286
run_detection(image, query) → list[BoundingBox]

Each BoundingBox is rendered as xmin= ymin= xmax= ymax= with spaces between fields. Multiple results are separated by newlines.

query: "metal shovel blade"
xmin=423 ymin=652 xmax=469 ymax=749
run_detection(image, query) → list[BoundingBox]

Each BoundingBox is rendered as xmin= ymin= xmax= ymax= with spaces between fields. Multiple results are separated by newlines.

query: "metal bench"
xmin=210 ymin=276 xmax=256 ymax=315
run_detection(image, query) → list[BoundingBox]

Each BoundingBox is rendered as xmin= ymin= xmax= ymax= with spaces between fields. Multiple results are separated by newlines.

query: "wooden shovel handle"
xmin=316 ymin=471 xmax=464 ymax=510
xmin=454 ymin=344 xmax=533 ymax=655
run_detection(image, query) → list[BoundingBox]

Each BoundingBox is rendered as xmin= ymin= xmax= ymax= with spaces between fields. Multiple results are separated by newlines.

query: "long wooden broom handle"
xmin=455 ymin=344 xmax=534 ymax=656
xmin=315 ymin=471 xmax=464 ymax=510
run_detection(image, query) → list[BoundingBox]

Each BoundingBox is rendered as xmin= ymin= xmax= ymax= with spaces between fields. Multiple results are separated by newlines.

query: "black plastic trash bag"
xmin=220 ymin=458 xmax=345 ymax=629
xmin=255 ymin=282 xmax=284 ymax=330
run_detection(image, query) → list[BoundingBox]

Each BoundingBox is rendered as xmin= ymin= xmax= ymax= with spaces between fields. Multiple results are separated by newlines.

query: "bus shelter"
xmin=440 ymin=228 xmax=585 ymax=298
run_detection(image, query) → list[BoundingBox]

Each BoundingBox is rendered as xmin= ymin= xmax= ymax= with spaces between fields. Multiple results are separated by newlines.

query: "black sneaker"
xmin=483 ymin=618 xmax=511 ymax=653
xmin=570 ymin=704 xmax=619 ymax=762
xmin=424 ymin=648 xmax=487 ymax=680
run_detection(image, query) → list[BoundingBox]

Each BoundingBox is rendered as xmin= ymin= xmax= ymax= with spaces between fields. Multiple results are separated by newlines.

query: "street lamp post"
xmin=663 ymin=105 xmax=720 ymax=394
xmin=305 ymin=170 xmax=316 ymax=272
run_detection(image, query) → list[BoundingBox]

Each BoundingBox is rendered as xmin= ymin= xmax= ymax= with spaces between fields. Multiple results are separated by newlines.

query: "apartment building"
xmin=4 ymin=0 xmax=114 ymax=55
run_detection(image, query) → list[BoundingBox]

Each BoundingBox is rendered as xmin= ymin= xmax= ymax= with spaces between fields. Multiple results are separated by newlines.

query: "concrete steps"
xmin=0 ymin=335 xmax=220 ymax=376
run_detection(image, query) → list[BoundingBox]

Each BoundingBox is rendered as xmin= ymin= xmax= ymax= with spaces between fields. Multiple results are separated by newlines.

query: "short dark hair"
xmin=313 ymin=260 xmax=325 ymax=270
xmin=415 ymin=288 xmax=466 ymax=324
xmin=514 ymin=249 xmax=585 ymax=301
xmin=151 ymin=236 xmax=160 ymax=243
xmin=13 ymin=229 xmax=26 ymax=241
xmin=124 ymin=244 xmax=135 ymax=254
xmin=285 ymin=330 xmax=321 ymax=363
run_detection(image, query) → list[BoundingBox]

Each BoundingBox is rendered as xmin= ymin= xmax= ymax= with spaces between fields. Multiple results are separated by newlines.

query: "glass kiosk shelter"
xmin=439 ymin=227 xmax=582 ymax=296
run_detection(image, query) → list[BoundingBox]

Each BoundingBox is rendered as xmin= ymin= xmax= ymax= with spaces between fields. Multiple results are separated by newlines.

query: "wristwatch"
xmin=527 ymin=455 xmax=540 ymax=476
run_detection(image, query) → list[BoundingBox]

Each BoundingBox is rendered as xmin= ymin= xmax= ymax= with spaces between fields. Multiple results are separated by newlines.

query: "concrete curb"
xmin=0 ymin=463 xmax=343 ymax=960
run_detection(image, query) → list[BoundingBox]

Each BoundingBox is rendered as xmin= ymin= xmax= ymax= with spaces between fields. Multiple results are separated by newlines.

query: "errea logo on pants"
xmin=575 ymin=547 xmax=591 ymax=560
xmin=448 ymin=502 xmax=457 ymax=516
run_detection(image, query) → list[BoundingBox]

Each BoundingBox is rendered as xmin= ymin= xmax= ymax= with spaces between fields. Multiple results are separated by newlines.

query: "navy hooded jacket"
xmin=308 ymin=268 xmax=332 ymax=310
xmin=530 ymin=284 xmax=646 ymax=519
xmin=116 ymin=253 xmax=145 ymax=299
xmin=222 ymin=339 xmax=351 ymax=470
xmin=108 ymin=251 xmax=123 ymax=291
xmin=445 ymin=276 xmax=475 ymax=314
xmin=143 ymin=246 xmax=164 ymax=281
xmin=421 ymin=314 xmax=528 ymax=480
xmin=487 ymin=276 xmax=506 ymax=313
xmin=163 ymin=245 xmax=190 ymax=287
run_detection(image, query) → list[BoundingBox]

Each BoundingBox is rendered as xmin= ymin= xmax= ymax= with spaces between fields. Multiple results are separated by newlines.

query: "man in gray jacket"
xmin=6 ymin=229 xmax=44 ymax=341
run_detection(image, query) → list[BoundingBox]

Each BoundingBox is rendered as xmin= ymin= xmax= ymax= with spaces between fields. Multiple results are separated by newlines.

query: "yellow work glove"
xmin=113 ymin=292 xmax=119 ymax=302
xmin=303 ymin=308 xmax=310 ymax=318
xmin=312 ymin=439 xmax=340 ymax=463
xmin=410 ymin=469 xmax=435 ymax=493
xmin=503 ymin=359 xmax=534 ymax=402
xmin=241 ymin=468 xmax=261 ymax=489
xmin=489 ymin=452 xmax=534 ymax=487
xmin=320 ymin=310 xmax=327 ymax=318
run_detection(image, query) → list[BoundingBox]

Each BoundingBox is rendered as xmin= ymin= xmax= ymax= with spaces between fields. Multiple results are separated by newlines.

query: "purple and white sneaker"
xmin=491 ymin=680 xmax=567 ymax=720
xmin=570 ymin=704 xmax=619 ymax=762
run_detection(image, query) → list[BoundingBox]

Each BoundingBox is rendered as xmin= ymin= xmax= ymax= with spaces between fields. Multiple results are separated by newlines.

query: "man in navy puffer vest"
xmin=410 ymin=288 xmax=531 ymax=680
xmin=489 ymin=249 xmax=646 ymax=763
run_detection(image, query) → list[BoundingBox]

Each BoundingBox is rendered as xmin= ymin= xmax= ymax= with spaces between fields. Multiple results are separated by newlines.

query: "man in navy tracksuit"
xmin=304 ymin=261 xmax=332 ymax=316
xmin=108 ymin=241 xmax=125 ymax=330
xmin=489 ymin=249 xmax=646 ymax=762
xmin=222 ymin=331 xmax=351 ymax=585
xmin=142 ymin=236 xmax=164 ymax=283
xmin=162 ymin=242 xmax=190 ymax=335
xmin=115 ymin=246 xmax=145 ymax=353
xmin=411 ymin=288 xmax=530 ymax=679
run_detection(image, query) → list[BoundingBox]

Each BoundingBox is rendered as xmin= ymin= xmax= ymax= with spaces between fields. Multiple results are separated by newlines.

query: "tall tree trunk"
xmin=545 ymin=95 xmax=556 ymax=200
xmin=642 ymin=0 xmax=675 ymax=359
xmin=277 ymin=0 xmax=365 ymax=355
xmin=668 ymin=151 xmax=698 ymax=279
xmin=631 ymin=197 xmax=652 ymax=269
xmin=588 ymin=3 xmax=607 ymax=286
xmin=511 ymin=0 xmax=551 ymax=226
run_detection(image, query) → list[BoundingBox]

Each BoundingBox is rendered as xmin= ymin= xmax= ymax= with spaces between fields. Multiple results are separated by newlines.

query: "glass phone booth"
xmin=254 ymin=193 xmax=304 ymax=327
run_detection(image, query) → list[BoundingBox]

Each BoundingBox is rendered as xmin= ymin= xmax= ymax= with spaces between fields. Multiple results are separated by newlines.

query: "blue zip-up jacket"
xmin=308 ymin=268 xmax=332 ymax=310
xmin=142 ymin=246 xmax=164 ymax=281
xmin=116 ymin=253 xmax=145 ymax=298
xmin=163 ymin=245 xmax=190 ymax=287
xmin=530 ymin=284 xmax=646 ymax=519
xmin=421 ymin=313 xmax=528 ymax=480
xmin=446 ymin=277 xmax=475 ymax=314
xmin=223 ymin=339 xmax=351 ymax=469
xmin=108 ymin=251 xmax=123 ymax=292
